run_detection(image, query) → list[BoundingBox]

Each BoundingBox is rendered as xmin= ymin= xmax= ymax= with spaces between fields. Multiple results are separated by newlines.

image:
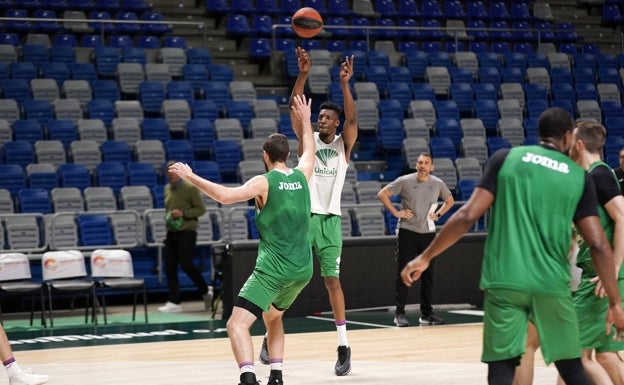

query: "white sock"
xmin=240 ymin=364 xmax=254 ymax=374
xmin=5 ymin=361 xmax=21 ymax=378
xmin=336 ymin=324 xmax=349 ymax=347
xmin=270 ymin=361 xmax=283 ymax=371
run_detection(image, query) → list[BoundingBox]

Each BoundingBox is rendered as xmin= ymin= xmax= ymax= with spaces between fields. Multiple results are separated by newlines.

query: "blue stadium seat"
xmin=225 ymin=100 xmax=254 ymax=130
xmin=187 ymin=48 xmax=212 ymax=66
xmin=127 ymin=162 xmax=158 ymax=186
xmin=109 ymin=34 xmax=133 ymax=48
xmin=4 ymin=140 xmax=35 ymax=168
xmin=95 ymin=161 xmax=127 ymax=193
xmin=78 ymin=214 xmax=113 ymax=246
xmin=70 ymin=63 xmax=97 ymax=84
xmin=6 ymin=9 xmax=33 ymax=33
xmin=27 ymin=164 xmax=58 ymax=190
xmin=58 ymin=163 xmax=91 ymax=189
xmin=9 ymin=62 xmax=37 ymax=82
xmin=186 ymin=119 xmax=215 ymax=157
xmin=89 ymin=11 xmax=117 ymax=34
xmin=430 ymin=137 xmax=456 ymax=160
xmin=182 ymin=64 xmax=209 ymax=97
xmin=404 ymin=51 xmax=429 ymax=80
xmin=138 ymin=81 xmax=165 ymax=115
xmin=115 ymin=12 xmax=141 ymax=35
xmin=208 ymin=64 xmax=234 ymax=82
xmin=140 ymin=118 xmax=169 ymax=141
xmin=435 ymin=118 xmax=462 ymax=149
xmin=249 ymin=38 xmax=272 ymax=60
xmin=81 ymin=34 xmax=103 ymax=48
xmin=477 ymin=67 xmax=501 ymax=88
xmin=93 ymin=46 xmax=120 ymax=78
xmin=50 ymin=45 xmax=76 ymax=65
xmin=43 ymin=63 xmax=70 ymax=86
xmin=472 ymin=83 xmax=498 ymax=102
xmin=18 ymin=188 xmax=52 ymax=214
xmin=192 ymin=160 xmax=221 ymax=183
xmin=48 ymin=119 xmax=78 ymax=149
xmin=86 ymin=99 xmax=115 ymax=128
xmin=486 ymin=137 xmax=512 ymax=157
xmin=91 ymin=79 xmax=120 ymax=103
xmin=100 ymin=140 xmax=132 ymax=164
xmin=23 ymin=101 xmax=53 ymax=127
xmin=34 ymin=9 xmax=64 ymax=34
xmin=136 ymin=35 xmax=160 ymax=49
xmin=141 ymin=12 xmax=172 ymax=35
xmin=378 ymin=99 xmax=404 ymax=120
xmin=0 ymin=164 xmax=26 ymax=195
xmin=165 ymin=139 xmax=194 ymax=164
xmin=411 ymin=83 xmax=436 ymax=103
xmin=121 ymin=47 xmax=146 ymax=65
xmin=191 ymin=100 xmax=219 ymax=121
xmin=212 ymin=140 xmax=241 ymax=181
xmin=457 ymin=179 xmax=478 ymax=201
xmin=474 ymin=99 xmax=499 ymax=133
xmin=166 ymin=81 xmax=194 ymax=104
xmin=449 ymin=83 xmax=474 ymax=114
xmin=377 ymin=117 xmax=404 ymax=152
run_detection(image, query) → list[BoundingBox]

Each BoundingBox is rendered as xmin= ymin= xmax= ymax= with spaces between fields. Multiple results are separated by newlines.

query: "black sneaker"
xmin=334 ymin=345 xmax=351 ymax=376
xmin=419 ymin=313 xmax=444 ymax=325
xmin=267 ymin=369 xmax=283 ymax=385
xmin=259 ymin=335 xmax=270 ymax=365
xmin=393 ymin=313 xmax=409 ymax=327
xmin=238 ymin=372 xmax=259 ymax=385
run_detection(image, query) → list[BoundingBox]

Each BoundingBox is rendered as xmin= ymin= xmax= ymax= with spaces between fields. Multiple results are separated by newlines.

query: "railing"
xmin=0 ymin=16 xmax=208 ymax=46
xmin=271 ymin=23 xmax=547 ymax=53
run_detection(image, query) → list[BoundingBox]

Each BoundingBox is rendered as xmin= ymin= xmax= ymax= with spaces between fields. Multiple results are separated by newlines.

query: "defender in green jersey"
xmin=401 ymin=108 xmax=624 ymax=385
xmin=168 ymin=95 xmax=316 ymax=385
xmin=569 ymin=120 xmax=624 ymax=384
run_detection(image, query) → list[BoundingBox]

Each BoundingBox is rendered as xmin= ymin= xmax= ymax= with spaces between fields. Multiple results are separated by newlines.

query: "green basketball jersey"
xmin=481 ymin=145 xmax=587 ymax=296
xmin=576 ymin=161 xmax=617 ymax=277
xmin=254 ymin=168 xmax=312 ymax=280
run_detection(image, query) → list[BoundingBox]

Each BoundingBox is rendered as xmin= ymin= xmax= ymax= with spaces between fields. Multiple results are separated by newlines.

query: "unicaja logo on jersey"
xmin=521 ymin=152 xmax=570 ymax=174
xmin=315 ymin=148 xmax=338 ymax=176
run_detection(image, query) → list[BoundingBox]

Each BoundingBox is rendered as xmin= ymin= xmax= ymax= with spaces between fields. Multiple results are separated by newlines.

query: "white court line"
xmin=449 ymin=309 xmax=485 ymax=317
xmin=305 ymin=315 xmax=395 ymax=329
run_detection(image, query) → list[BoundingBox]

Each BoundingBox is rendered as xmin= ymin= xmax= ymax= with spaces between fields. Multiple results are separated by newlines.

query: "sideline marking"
xmin=448 ymin=310 xmax=484 ymax=317
xmin=306 ymin=315 xmax=394 ymax=329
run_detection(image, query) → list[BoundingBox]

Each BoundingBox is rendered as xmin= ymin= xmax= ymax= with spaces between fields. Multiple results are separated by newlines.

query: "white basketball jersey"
xmin=309 ymin=133 xmax=348 ymax=216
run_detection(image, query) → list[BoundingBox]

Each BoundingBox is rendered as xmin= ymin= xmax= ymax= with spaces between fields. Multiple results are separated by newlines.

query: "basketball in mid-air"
xmin=291 ymin=7 xmax=323 ymax=39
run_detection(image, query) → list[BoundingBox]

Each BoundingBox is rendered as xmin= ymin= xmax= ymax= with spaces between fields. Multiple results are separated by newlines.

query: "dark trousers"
xmin=395 ymin=228 xmax=436 ymax=316
xmin=164 ymin=230 xmax=208 ymax=304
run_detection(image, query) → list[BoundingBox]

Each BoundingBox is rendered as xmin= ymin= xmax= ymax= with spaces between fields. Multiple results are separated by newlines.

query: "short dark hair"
xmin=263 ymin=133 xmax=290 ymax=163
xmin=319 ymin=101 xmax=343 ymax=118
xmin=575 ymin=120 xmax=606 ymax=154
xmin=537 ymin=107 xmax=574 ymax=140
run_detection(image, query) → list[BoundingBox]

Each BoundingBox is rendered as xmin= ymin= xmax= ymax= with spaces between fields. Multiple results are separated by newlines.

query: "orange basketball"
xmin=291 ymin=7 xmax=323 ymax=39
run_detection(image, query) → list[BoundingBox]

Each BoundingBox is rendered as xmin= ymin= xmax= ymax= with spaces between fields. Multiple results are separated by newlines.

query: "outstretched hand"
xmin=168 ymin=162 xmax=193 ymax=180
xmin=290 ymin=94 xmax=312 ymax=123
xmin=340 ymin=55 xmax=354 ymax=83
xmin=295 ymin=47 xmax=311 ymax=73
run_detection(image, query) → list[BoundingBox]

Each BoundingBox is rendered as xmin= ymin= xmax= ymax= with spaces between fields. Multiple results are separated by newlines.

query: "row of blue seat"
xmin=0 ymin=0 xmax=151 ymax=12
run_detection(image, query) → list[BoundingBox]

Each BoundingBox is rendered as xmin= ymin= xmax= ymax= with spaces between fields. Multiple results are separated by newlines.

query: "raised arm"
xmin=339 ymin=55 xmax=357 ymax=161
xmin=288 ymin=47 xmax=311 ymax=151
xmin=168 ymin=163 xmax=268 ymax=205
xmin=401 ymin=187 xmax=494 ymax=286
xmin=291 ymin=94 xmax=315 ymax=181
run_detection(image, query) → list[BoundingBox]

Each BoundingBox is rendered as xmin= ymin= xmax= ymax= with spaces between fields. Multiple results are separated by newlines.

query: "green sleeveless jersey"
xmin=481 ymin=145 xmax=587 ymax=296
xmin=576 ymin=161 xmax=618 ymax=277
xmin=254 ymin=168 xmax=313 ymax=280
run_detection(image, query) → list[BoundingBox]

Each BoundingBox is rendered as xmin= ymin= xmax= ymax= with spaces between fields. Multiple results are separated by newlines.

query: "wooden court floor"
xmin=0 ymin=303 xmax=560 ymax=385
